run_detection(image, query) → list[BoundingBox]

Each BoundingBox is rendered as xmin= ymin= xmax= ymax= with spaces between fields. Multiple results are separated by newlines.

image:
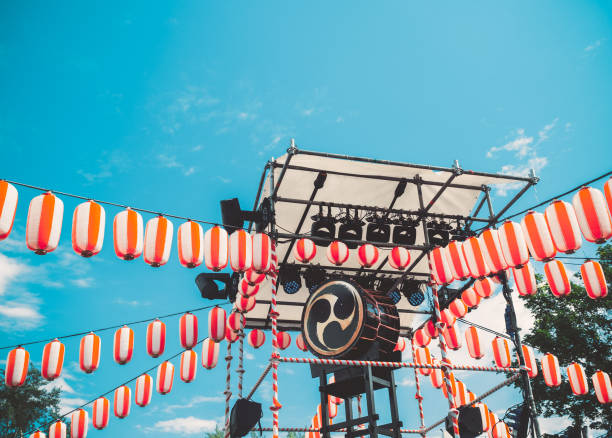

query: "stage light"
xmin=354 ymin=275 xmax=375 ymax=290
xmin=366 ymin=218 xmax=391 ymax=244
xmin=279 ymin=264 xmax=302 ymax=294
xmin=195 ymin=273 xmax=232 ymax=301
xmin=427 ymin=220 xmax=450 ymax=247
xmin=220 ymin=197 xmax=267 ymax=233
xmin=304 ymin=265 xmax=326 ymax=293
xmin=338 ymin=208 xmax=363 ymax=249
xmin=310 ymin=205 xmax=336 ymax=247
xmin=402 ymin=279 xmax=425 ymax=306
xmin=392 ymin=218 xmax=417 ymax=246
xmin=377 ymin=277 xmax=402 ymax=304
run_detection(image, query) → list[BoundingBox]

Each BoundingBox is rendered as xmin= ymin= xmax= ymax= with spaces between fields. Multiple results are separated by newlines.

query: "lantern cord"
xmin=0 ymin=302 xmax=229 ymax=350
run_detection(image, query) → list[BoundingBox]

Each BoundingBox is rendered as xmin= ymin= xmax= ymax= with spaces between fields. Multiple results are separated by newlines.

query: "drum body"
xmin=301 ymin=280 xmax=400 ymax=359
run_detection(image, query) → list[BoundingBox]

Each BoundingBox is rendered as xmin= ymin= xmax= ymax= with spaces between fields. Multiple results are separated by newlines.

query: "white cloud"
xmin=184 ymin=166 xmax=196 ymax=176
xmin=71 ymin=278 xmax=93 ymax=288
xmin=0 ymin=253 xmax=29 ymax=295
xmin=151 ymin=417 xmax=218 ymax=434
xmin=584 ymin=40 xmax=602 ymax=52
xmin=0 ymin=302 xmax=41 ymax=320
xmin=192 ymin=145 xmax=203 ymax=151
xmin=245 ymin=352 xmax=255 ymax=360
xmin=163 ymin=395 xmax=224 ymax=413
xmin=302 ymin=108 xmax=314 ymax=116
xmin=336 ymin=116 xmax=344 ymax=123
xmin=157 ymin=154 xmax=181 ymax=168
xmin=114 ymin=297 xmax=152 ymax=307
xmin=397 ymin=376 xmax=415 ymax=386
xmin=538 ymin=416 xmax=573 ymax=435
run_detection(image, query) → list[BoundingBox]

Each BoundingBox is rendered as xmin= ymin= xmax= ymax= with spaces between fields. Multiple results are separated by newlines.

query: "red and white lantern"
xmin=388 ymin=246 xmax=411 ymax=270
xmin=252 ymin=233 xmax=272 ymax=273
xmin=415 ymin=346 xmax=432 ymax=376
xmin=208 ymin=306 xmax=226 ymax=342
xmin=357 ymin=244 xmax=379 ymax=268
xmin=512 ymin=262 xmax=537 ymax=296
xmin=545 ymin=200 xmax=582 ymax=253
xmin=567 ymin=362 xmax=588 ymax=396
xmin=225 ymin=328 xmax=239 ymax=343
xmin=294 ymin=238 xmax=317 ymax=263
xmin=239 ymin=278 xmax=260 ymax=297
xmin=441 ymin=324 xmax=462 ymax=350
xmin=92 ymin=397 xmax=109 ymax=429
xmin=79 ymin=332 xmax=101 ymax=374
xmin=179 ymin=312 xmax=198 ymax=350
xmin=135 ymin=374 xmax=153 ymax=407
xmin=201 ymin=338 xmax=220 ymax=369
xmin=445 ymin=241 xmax=470 ymax=281
xmin=581 ymin=260 xmax=608 ymax=299
xmin=522 ymin=345 xmax=538 ymax=378
xmin=572 ymin=186 xmax=612 ymax=243
xmin=227 ymin=311 xmax=245 ymax=332
xmin=492 ymin=421 xmax=511 ymax=438
xmin=41 ymin=339 xmax=64 ymax=381
xmin=113 ymin=386 xmax=131 ymax=419
xmin=274 ymin=331 xmax=291 ymax=350
xmin=49 ymin=421 xmax=67 ymax=437
xmin=453 ymin=380 xmax=469 ymax=407
xmin=449 ymin=299 xmax=467 ymax=319
xmin=113 ymin=326 xmax=133 ymax=365
xmin=0 ymin=181 xmax=18 ymax=241
xmin=430 ymin=246 xmax=453 ymax=285
xmin=229 ymin=229 xmax=252 ymax=272
xmin=180 ymin=350 xmax=198 ymax=383
xmin=70 ymin=409 xmax=88 ymax=438
xmin=498 ymin=220 xmax=529 ymax=268
xmin=394 ymin=337 xmax=406 ymax=353
xmin=30 ymin=431 xmax=45 ymax=438
xmin=177 ymin=220 xmax=204 ymax=268
xmin=430 ymin=360 xmax=445 ymax=389
xmin=521 ymin=211 xmax=556 ymax=261
xmin=441 ymin=372 xmax=458 ymax=399
xmin=479 ymin=229 xmax=508 ymax=273
xmin=605 ymin=178 xmax=612 ymax=214
xmin=424 ymin=319 xmax=438 ymax=339
xmin=113 ymin=207 xmax=143 ymax=260
xmin=413 ymin=328 xmax=431 ymax=347
xmin=235 ymin=294 xmax=256 ymax=313
xmin=439 ymin=308 xmax=456 ymax=327
xmin=248 ymin=329 xmax=266 ymax=349
xmin=474 ymin=277 xmax=496 ymax=299
xmin=146 ymin=319 xmax=166 ymax=358
xmin=244 ymin=269 xmax=266 ymax=286
xmin=26 ymin=192 xmax=63 ymax=255
xmin=462 ymin=236 xmax=491 ymax=279
xmin=143 ymin=215 xmax=173 ymax=267
xmin=473 ymin=403 xmax=490 ymax=432
xmin=327 ymin=240 xmax=349 ymax=266
xmin=461 ymin=287 xmax=481 ymax=307
xmin=465 ymin=326 xmax=484 ymax=359
xmin=296 ymin=333 xmax=308 ymax=351
xmin=328 ymin=375 xmax=343 ymax=405
xmin=592 ymin=371 xmax=611 ymax=404
xmin=492 ymin=337 xmax=511 ymax=368
xmin=72 ymin=200 xmax=105 ymax=257
xmin=541 ymin=353 xmax=562 ymax=387
xmin=5 ymin=347 xmax=29 ymax=387
xmin=156 ymin=361 xmax=174 ymax=394
xmin=204 ymin=226 xmax=228 ymax=271
xmin=544 ymin=260 xmax=571 ymax=297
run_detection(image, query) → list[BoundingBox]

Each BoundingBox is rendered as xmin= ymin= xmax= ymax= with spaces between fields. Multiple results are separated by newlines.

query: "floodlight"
xmin=195 ymin=273 xmax=231 ymax=301
xmin=366 ymin=222 xmax=391 ymax=244
xmin=402 ymin=279 xmax=425 ymax=306
xmin=427 ymin=220 xmax=450 ymax=247
xmin=279 ymin=264 xmax=302 ymax=294
xmin=310 ymin=205 xmax=336 ymax=246
xmin=338 ymin=208 xmax=363 ymax=249
xmin=303 ymin=265 xmax=326 ymax=293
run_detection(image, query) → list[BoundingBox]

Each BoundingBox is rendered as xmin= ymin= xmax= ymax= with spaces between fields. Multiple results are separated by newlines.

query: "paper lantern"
xmin=113 ymin=207 xmax=143 ymax=260
xmin=229 ymin=229 xmax=252 ymax=272
xmin=439 ymin=308 xmax=456 ymax=327
xmin=30 ymin=431 xmax=45 ymax=438
xmin=441 ymin=324 xmax=462 ymax=350
xmin=26 ymin=192 xmax=64 ymax=255
xmin=415 ymin=346 xmax=432 ymax=376
xmin=430 ymin=246 xmax=453 ymax=285
xmin=239 ymin=278 xmax=259 ymax=298
xmin=388 ymin=246 xmax=411 ymax=270
xmin=71 ymin=200 xmax=105 ymax=257
xmin=424 ymin=319 xmax=438 ymax=339
xmin=227 ymin=311 xmax=245 ymax=332
xmin=453 ymin=380 xmax=469 ymax=407
xmin=144 ymin=215 xmax=173 ymax=267
xmin=521 ymin=211 xmax=556 ymax=261
xmin=479 ymin=229 xmax=508 ymax=273
xmin=581 ymin=260 xmax=608 ymax=299
xmin=474 ymin=277 xmax=496 ymax=299
xmin=296 ymin=333 xmax=308 ymax=351
xmin=0 ymin=181 xmax=18 ymax=241
xmin=180 ymin=350 xmax=198 ymax=383
xmin=225 ymin=327 xmax=239 ymax=343
xmin=445 ymin=241 xmax=470 ymax=281
xmin=448 ymin=299 xmax=467 ymax=319
xmin=473 ymin=402 xmax=490 ymax=432
xmin=492 ymin=337 xmax=511 ymax=368
xmin=179 ymin=312 xmax=198 ymax=350
xmin=605 ymin=177 xmax=612 ymax=214
xmin=545 ymin=200 xmax=582 ymax=253
xmin=252 ymin=233 xmax=272 ymax=273
xmin=92 ymin=397 xmax=109 ymax=429
xmin=113 ymin=386 xmax=131 ymax=418
xmin=135 ymin=374 xmax=153 ymax=407
xmin=201 ymin=338 xmax=220 ymax=369
xmin=544 ymin=260 xmax=571 ymax=297
xmin=235 ymin=294 xmax=256 ymax=313
xmin=156 ymin=361 xmax=174 ymax=394
xmin=49 ymin=420 xmax=67 ymax=438
xmin=328 ymin=375 xmax=343 ymax=405
xmin=113 ymin=326 xmax=133 ymax=365
xmin=357 ymin=243 xmax=379 ymax=268
xmin=492 ymin=421 xmax=511 ymax=438
xmin=244 ymin=268 xmax=265 ymax=286
xmin=247 ymin=329 xmax=266 ymax=349
xmin=41 ymin=339 xmax=64 ymax=381
xmin=465 ymin=326 xmax=484 ymax=359
xmin=461 ymin=287 xmax=481 ymax=307
xmin=204 ymin=226 xmax=229 ymax=271
xmin=294 ymin=238 xmax=317 ymax=263
xmin=70 ymin=409 xmax=88 ymax=438
xmin=430 ymin=360 xmax=445 ymax=389
xmin=146 ymin=319 xmax=166 ymax=358
xmin=512 ymin=262 xmax=537 ymax=296
xmin=522 ymin=345 xmax=538 ymax=378
xmin=393 ymin=337 xmax=406 ymax=352
xmin=327 ymin=240 xmax=349 ymax=266
xmin=592 ymin=371 xmax=611 ymax=404
xmin=274 ymin=331 xmax=291 ymax=350
xmin=541 ymin=353 xmax=562 ymax=387
xmin=79 ymin=332 xmax=100 ymax=374
xmin=488 ymin=412 xmax=500 ymax=437
xmin=441 ymin=372 xmax=457 ymax=399
xmin=413 ymin=328 xmax=431 ymax=347
xmin=208 ymin=306 xmax=226 ymax=342
xmin=177 ymin=220 xmax=204 ymax=268
xmin=462 ymin=236 xmax=491 ymax=279
xmin=567 ymin=362 xmax=588 ymax=396
xmin=498 ymin=220 xmax=529 ymax=268
xmin=5 ymin=347 xmax=29 ymax=387
xmin=572 ymin=186 xmax=612 ymax=243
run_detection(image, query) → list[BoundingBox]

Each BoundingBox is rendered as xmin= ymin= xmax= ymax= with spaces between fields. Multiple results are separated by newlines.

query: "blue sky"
xmin=1 ymin=1 xmax=611 ymax=436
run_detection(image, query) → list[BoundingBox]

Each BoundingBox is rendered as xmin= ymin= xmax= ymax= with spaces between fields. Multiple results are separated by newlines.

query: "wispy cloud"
xmin=113 ymin=297 xmax=152 ymax=307
xmin=584 ymin=39 xmax=603 ymax=52
xmin=163 ymin=395 xmax=224 ymax=413
xmin=156 ymin=154 xmax=197 ymax=176
xmin=145 ymin=417 xmax=219 ymax=434
xmin=77 ymin=149 xmax=131 ymax=183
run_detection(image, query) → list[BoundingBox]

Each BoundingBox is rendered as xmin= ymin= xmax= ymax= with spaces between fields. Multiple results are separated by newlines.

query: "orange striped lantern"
xmin=49 ymin=420 xmax=67 ymax=437
xmin=492 ymin=337 xmax=511 ymax=368
xmin=146 ymin=319 xmax=166 ymax=358
xmin=394 ymin=337 xmax=407 ymax=352
xmin=92 ymin=397 xmax=109 ymax=429
xmin=442 ymin=324 xmax=461 ymax=350
xmin=567 ymin=362 xmax=588 ymax=396
xmin=465 ymin=326 xmax=484 ymax=359
xmin=544 ymin=260 xmax=571 ymax=297
xmin=201 ymin=338 xmax=220 ymax=369
xmin=204 ymin=226 xmax=229 ymax=271
xmin=522 ymin=345 xmax=538 ymax=378
xmin=449 ymin=299 xmax=468 ymax=319
xmin=453 ymin=380 xmax=469 ymax=407
xmin=156 ymin=361 xmax=174 ymax=394
xmin=144 ymin=215 xmax=173 ymax=267
xmin=498 ymin=220 xmax=529 ymax=268
xmin=581 ymin=260 xmax=608 ymax=299
xmin=0 ymin=181 xmax=18 ymax=240
xmin=541 ymin=353 xmax=562 ymax=387
xmin=179 ymin=312 xmax=198 ymax=350
xmin=41 ymin=339 xmax=64 ymax=381
xmin=357 ymin=243 xmax=379 ymax=268
xmin=70 ymin=409 xmax=88 ymax=438
xmin=415 ymin=346 xmax=432 ymax=376
xmin=247 ymin=329 xmax=266 ymax=349
xmin=413 ymin=328 xmax=431 ymax=347
xmin=328 ymin=375 xmax=343 ymax=405
xmin=177 ymin=220 xmax=204 ymax=268
xmin=474 ymin=277 xmax=496 ymax=299
xmin=135 ymin=374 xmax=153 ymax=407
xmin=235 ymin=294 xmax=256 ymax=313
xmin=430 ymin=246 xmax=453 ymax=285
xmin=592 ymin=371 xmax=611 ymax=404
xmin=227 ymin=311 xmax=245 ymax=332
xmin=424 ymin=319 xmax=438 ymax=339
xmin=72 ymin=200 xmax=105 ymax=257
xmin=479 ymin=229 xmax=508 ymax=273
xmin=208 ymin=306 xmax=226 ymax=342
xmin=492 ymin=421 xmax=511 ymax=438
xmin=521 ymin=211 xmax=556 ymax=261
xmin=473 ymin=402 xmax=490 ymax=432
xmin=488 ymin=412 xmax=500 ymax=437
xmin=462 ymin=236 xmax=491 ymax=279
xmin=439 ymin=308 xmax=456 ymax=327
xmin=445 ymin=241 xmax=470 ymax=281
xmin=545 ymin=200 xmax=582 ymax=253
xmin=225 ymin=327 xmax=239 ymax=343
xmin=296 ymin=333 xmax=308 ymax=351
xmin=388 ymin=246 xmax=411 ymax=270
xmin=512 ymin=262 xmax=537 ymax=296
xmin=573 ymin=186 xmax=612 ymax=243
xmin=79 ymin=332 xmax=101 ymax=374
xmin=244 ymin=268 xmax=266 ymax=286
xmin=114 ymin=386 xmax=131 ymax=419
xmin=430 ymin=360 xmax=444 ymax=389
xmin=294 ymin=238 xmax=317 ymax=263
xmin=180 ymin=350 xmax=198 ymax=383
xmin=26 ymin=192 xmax=63 ymax=255
xmin=239 ymin=278 xmax=260 ymax=297
xmin=252 ymin=233 xmax=272 ymax=273
xmin=229 ymin=229 xmax=252 ymax=272
xmin=327 ymin=399 xmax=338 ymax=420
xmin=441 ymin=371 xmax=457 ymax=399
xmin=274 ymin=331 xmax=291 ymax=350
xmin=461 ymin=287 xmax=481 ymax=308
xmin=605 ymin=177 xmax=612 ymax=213
xmin=113 ymin=326 xmax=134 ymax=365
xmin=113 ymin=207 xmax=143 ymax=260
xmin=5 ymin=347 xmax=29 ymax=387
xmin=326 ymin=240 xmax=349 ymax=266
xmin=29 ymin=431 xmax=45 ymax=438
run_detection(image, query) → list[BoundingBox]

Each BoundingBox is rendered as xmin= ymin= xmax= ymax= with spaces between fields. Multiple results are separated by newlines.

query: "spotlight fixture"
xmin=377 ymin=277 xmax=402 ymax=304
xmin=303 ymin=265 xmax=326 ymax=293
xmin=366 ymin=213 xmax=391 ymax=244
xmin=195 ymin=272 xmax=237 ymax=301
xmin=427 ymin=220 xmax=450 ymax=247
xmin=220 ymin=197 xmax=269 ymax=233
xmin=279 ymin=264 xmax=302 ymax=294
xmin=402 ymin=279 xmax=425 ymax=307
xmin=353 ymin=274 xmax=375 ymax=290
xmin=310 ymin=205 xmax=336 ymax=247
xmin=392 ymin=217 xmax=418 ymax=246
xmin=338 ymin=208 xmax=363 ymax=249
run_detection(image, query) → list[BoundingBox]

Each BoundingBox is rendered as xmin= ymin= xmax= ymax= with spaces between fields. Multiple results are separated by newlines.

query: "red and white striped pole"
xmin=269 ymin=269 xmax=281 ymax=438
xmin=410 ymin=337 xmax=426 ymax=436
xmin=223 ymin=340 xmax=233 ymax=438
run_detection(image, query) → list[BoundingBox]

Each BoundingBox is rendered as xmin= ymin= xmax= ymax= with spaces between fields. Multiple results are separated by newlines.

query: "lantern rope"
xmin=409 ymin=337 xmax=426 ymax=433
xmin=223 ymin=341 xmax=233 ymax=438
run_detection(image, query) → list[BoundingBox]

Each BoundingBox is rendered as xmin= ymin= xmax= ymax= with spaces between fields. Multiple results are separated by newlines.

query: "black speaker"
xmin=445 ymin=405 xmax=486 ymax=438
xmin=230 ymin=398 xmax=262 ymax=437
